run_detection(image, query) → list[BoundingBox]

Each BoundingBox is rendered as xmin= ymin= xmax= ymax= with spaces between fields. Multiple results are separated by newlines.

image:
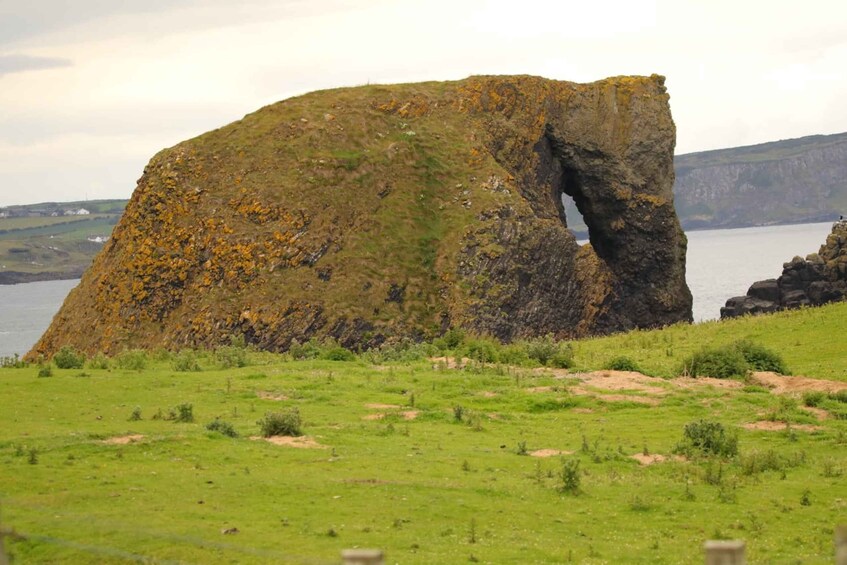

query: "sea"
xmin=0 ymin=222 xmax=837 ymax=359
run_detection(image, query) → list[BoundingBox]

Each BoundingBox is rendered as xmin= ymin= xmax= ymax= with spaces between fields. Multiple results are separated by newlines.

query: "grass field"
xmin=2 ymin=303 xmax=846 ymax=564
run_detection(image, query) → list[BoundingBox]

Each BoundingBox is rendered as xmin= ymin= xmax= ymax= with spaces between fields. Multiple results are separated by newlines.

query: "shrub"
xmin=87 ymin=353 xmax=111 ymax=370
xmin=462 ymin=337 xmax=499 ymax=363
xmin=734 ymin=340 xmax=788 ymax=374
xmin=206 ymin=419 xmax=238 ymax=437
xmin=433 ymin=328 xmax=466 ymax=351
xmin=364 ymin=339 xmax=434 ymax=364
xmin=604 ymin=356 xmax=641 ymax=372
xmin=128 ymin=406 xmax=142 ymax=421
xmin=115 ymin=349 xmax=149 ymax=371
xmin=258 ymin=408 xmax=302 ymax=437
xmin=53 ymin=346 xmax=85 ymax=369
xmin=174 ymin=403 xmax=194 ymax=423
xmin=213 ymin=335 xmax=250 ymax=368
xmin=37 ymin=365 xmax=53 ymax=378
xmin=172 ymin=350 xmax=202 ymax=372
xmin=497 ymin=344 xmax=530 ymax=366
xmin=559 ymin=458 xmax=581 ymax=494
xmin=287 ymin=338 xmax=314 ymax=360
xmin=321 ymin=345 xmax=356 ymax=362
xmin=674 ymin=419 xmax=738 ymax=458
xmin=678 ymin=346 xmax=748 ymax=379
xmin=522 ymin=335 xmax=558 ymax=366
xmin=515 ymin=335 xmax=573 ymax=368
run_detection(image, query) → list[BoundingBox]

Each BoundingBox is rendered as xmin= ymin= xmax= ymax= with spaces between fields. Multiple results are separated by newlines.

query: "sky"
xmin=1 ymin=0 xmax=846 ymax=206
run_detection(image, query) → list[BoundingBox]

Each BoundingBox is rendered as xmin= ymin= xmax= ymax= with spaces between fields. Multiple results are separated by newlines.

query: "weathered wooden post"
xmin=341 ymin=548 xmax=384 ymax=565
xmin=836 ymin=525 xmax=847 ymax=565
xmin=704 ymin=540 xmax=745 ymax=565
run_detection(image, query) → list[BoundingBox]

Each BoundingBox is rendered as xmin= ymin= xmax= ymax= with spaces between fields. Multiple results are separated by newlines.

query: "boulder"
xmin=28 ymin=74 xmax=693 ymax=358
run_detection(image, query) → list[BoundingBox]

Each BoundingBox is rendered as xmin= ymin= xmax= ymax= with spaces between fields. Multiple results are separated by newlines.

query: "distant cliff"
xmin=29 ymin=74 xmax=692 ymax=358
xmin=673 ymin=132 xmax=847 ymax=230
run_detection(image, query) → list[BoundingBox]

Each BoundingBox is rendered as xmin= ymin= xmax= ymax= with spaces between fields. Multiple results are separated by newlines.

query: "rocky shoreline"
xmin=0 ymin=269 xmax=84 ymax=285
xmin=721 ymin=220 xmax=847 ymax=318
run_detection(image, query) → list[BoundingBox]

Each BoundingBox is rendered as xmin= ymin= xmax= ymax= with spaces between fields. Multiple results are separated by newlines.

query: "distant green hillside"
xmin=673 ymin=132 xmax=847 ymax=230
xmin=0 ymin=199 xmax=128 ymax=284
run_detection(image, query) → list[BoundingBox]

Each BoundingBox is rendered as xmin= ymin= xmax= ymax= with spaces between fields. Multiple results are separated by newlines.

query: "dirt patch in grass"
xmin=591 ymin=393 xmax=660 ymax=406
xmin=256 ymin=391 xmax=289 ymax=401
xmin=742 ymin=421 xmax=823 ymax=432
xmin=363 ymin=409 xmax=417 ymax=421
xmin=101 ymin=434 xmax=144 ymax=445
xmin=674 ymin=377 xmax=745 ymax=390
xmin=365 ymin=403 xmax=400 ymax=409
xmin=800 ymin=406 xmax=829 ymax=420
xmin=572 ymin=408 xmax=594 ymax=414
xmin=750 ymin=372 xmax=847 ymax=395
xmin=251 ymin=435 xmax=326 ymax=448
xmin=527 ymin=386 xmax=554 ymax=393
xmin=529 ymin=449 xmax=573 ymax=458
xmin=430 ymin=356 xmax=470 ymax=369
xmin=630 ymin=453 xmax=686 ymax=465
xmin=478 ymin=391 xmax=498 ymax=398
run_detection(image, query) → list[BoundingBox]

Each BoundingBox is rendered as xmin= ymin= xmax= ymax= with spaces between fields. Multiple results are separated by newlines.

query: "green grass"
xmin=2 ymin=303 xmax=847 ymax=563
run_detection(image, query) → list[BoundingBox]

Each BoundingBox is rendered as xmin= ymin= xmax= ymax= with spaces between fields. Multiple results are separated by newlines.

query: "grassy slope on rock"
xmin=2 ymin=303 xmax=847 ymax=563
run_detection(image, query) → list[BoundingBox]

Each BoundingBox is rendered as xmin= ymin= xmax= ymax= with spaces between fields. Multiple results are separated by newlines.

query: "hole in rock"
xmin=559 ymin=192 xmax=589 ymax=245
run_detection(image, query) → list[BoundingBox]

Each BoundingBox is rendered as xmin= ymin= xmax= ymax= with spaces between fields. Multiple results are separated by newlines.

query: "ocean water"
xmin=0 ymin=278 xmax=79 ymax=359
xmin=685 ymin=222 xmax=834 ymax=322
xmin=0 ymin=222 xmax=838 ymax=358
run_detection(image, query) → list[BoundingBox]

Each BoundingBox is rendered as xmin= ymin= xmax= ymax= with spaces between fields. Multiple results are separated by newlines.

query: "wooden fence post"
xmin=341 ymin=548 xmax=384 ymax=565
xmin=704 ymin=540 xmax=745 ymax=565
xmin=836 ymin=525 xmax=847 ymax=565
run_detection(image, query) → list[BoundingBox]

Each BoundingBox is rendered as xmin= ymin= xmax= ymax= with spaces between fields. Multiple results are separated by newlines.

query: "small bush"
xmin=674 ymin=419 xmax=738 ymax=458
xmin=172 ymin=350 xmax=202 ymax=372
xmin=87 ymin=353 xmax=111 ymax=370
xmin=206 ymin=419 xmax=238 ymax=437
xmin=53 ymin=346 xmax=85 ymax=369
xmin=321 ymin=345 xmax=356 ymax=362
xmin=258 ymin=408 xmax=302 ymax=437
xmin=559 ymin=458 xmax=581 ymax=494
xmin=678 ymin=346 xmax=748 ymax=379
xmin=288 ymin=338 xmax=322 ymax=360
xmin=364 ymin=339 xmax=434 ymax=364
xmin=433 ymin=328 xmax=465 ymax=351
xmin=216 ymin=345 xmax=247 ymax=368
xmin=604 ymin=356 xmax=641 ymax=372
xmin=734 ymin=340 xmax=788 ymax=374
xmin=37 ymin=365 xmax=53 ymax=378
xmin=115 ymin=349 xmax=149 ymax=371
xmin=496 ymin=344 xmax=530 ymax=366
xmin=174 ymin=403 xmax=194 ymax=423
xmin=128 ymin=406 xmax=142 ymax=421
xmin=462 ymin=337 xmax=499 ymax=363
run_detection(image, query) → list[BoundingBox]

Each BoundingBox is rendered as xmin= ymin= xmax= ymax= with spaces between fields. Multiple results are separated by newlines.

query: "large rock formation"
xmin=29 ymin=74 xmax=692 ymax=357
xmin=674 ymin=132 xmax=847 ymax=230
xmin=721 ymin=220 xmax=847 ymax=318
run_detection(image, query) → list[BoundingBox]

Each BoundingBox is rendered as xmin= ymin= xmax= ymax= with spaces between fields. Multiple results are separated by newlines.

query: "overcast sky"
xmin=1 ymin=0 xmax=846 ymax=206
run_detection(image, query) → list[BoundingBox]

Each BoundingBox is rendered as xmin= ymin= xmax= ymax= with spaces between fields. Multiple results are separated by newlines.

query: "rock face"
xmin=29 ymin=74 xmax=692 ymax=358
xmin=721 ymin=220 xmax=847 ymax=318
xmin=674 ymin=132 xmax=847 ymax=230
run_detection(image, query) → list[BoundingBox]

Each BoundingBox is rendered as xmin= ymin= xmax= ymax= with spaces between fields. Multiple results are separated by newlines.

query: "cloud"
xmin=0 ymin=54 xmax=72 ymax=76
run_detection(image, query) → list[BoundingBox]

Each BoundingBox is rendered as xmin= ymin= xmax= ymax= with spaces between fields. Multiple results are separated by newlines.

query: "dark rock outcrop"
xmin=721 ymin=220 xmax=847 ymax=318
xmin=29 ymin=74 xmax=692 ymax=358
